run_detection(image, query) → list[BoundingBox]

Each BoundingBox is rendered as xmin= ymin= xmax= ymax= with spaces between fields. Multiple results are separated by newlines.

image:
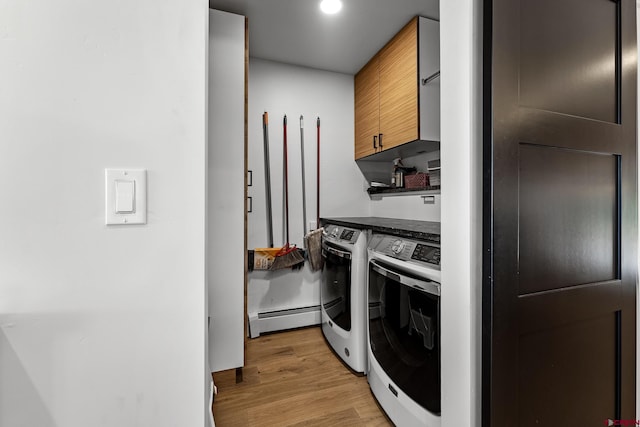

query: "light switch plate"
xmin=105 ymin=169 xmax=147 ymax=225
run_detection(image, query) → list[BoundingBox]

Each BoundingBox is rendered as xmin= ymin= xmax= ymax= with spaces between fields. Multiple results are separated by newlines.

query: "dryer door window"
xmin=321 ymin=243 xmax=352 ymax=331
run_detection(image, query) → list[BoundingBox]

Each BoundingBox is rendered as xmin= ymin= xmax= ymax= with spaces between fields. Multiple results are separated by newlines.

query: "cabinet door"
xmin=354 ymin=56 xmax=379 ymax=159
xmin=208 ymin=9 xmax=246 ymax=372
xmin=379 ymin=17 xmax=419 ymax=151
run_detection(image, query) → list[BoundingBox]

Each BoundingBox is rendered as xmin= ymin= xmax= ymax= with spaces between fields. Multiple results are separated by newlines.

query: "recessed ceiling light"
xmin=320 ymin=0 xmax=342 ymax=15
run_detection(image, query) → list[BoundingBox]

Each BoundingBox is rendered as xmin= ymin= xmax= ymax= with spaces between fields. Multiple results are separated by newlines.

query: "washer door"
xmin=321 ymin=241 xmax=352 ymax=331
xmin=368 ymin=259 xmax=441 ymax=414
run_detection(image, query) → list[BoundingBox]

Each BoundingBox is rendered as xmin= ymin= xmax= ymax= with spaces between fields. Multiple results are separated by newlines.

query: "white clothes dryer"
xmin=321 ymin=223 xmax=369 ymax=373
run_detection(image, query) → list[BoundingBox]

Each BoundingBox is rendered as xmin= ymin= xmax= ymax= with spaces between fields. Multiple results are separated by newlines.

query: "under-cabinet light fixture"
xmin=320 ymin=0 xmax=342 ymax=14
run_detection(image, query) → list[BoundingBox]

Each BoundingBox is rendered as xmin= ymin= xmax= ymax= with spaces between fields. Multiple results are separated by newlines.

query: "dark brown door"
xmin=483 ymin=0 xmax=637 ymax=425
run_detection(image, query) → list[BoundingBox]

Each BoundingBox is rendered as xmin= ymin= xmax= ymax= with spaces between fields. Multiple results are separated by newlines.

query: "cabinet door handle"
xmin=373 ymin=135 xmax=378 ymax=150
xmin=378 ymin=133 xmax=383 ymax=149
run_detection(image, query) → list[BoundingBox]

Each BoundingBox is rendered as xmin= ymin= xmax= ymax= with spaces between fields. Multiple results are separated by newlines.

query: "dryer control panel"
xmin=369 ymin=234 xmax=440 ymax=267
xmin=324 ymin=224 xmax=360 ymax=244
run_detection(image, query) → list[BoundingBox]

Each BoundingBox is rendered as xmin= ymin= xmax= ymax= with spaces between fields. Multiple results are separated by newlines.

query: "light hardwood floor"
xmin=212 ymin=326 xmax=393 ymax=426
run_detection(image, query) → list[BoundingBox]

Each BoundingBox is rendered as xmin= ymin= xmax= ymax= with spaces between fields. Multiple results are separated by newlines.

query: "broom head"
xmin=269 ymin=244 xmax=305 ymax=270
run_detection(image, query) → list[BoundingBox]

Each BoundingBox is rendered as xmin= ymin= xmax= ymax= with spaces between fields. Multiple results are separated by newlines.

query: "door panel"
xmin=483 ymin=0 xmax=637 ymax=425
xmin=518 ymin=144 xmax=618 ymax=294
xmin=519 ymin=0 xmax=618 ymax=122
xmin=518 ymin=313 xmax=617 ymax=425
xmin=517 ymin=281 xmax=623 ymax=334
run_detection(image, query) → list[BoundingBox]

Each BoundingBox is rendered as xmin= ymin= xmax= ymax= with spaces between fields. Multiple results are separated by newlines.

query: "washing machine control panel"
xmin=324 ymin=224 xmax=360 ymax=244
xmin=411 ymin=244 xmax=440 ymax=265
xmin=369 ymin=234 xmax=440 ymax=267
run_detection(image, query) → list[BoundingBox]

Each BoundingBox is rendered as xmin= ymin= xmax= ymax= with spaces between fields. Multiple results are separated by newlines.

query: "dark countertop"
xmin=321 ymin=216 xmax=440 ymax=244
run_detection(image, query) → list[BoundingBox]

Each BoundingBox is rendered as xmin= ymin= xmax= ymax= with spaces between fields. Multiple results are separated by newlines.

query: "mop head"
xmin=304 ymin=228 xmax=324 ymax=272
xmin=269 ymin=244 xmax=305 ymax=270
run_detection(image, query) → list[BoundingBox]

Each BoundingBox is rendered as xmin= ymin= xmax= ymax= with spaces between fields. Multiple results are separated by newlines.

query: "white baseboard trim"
xmin=248 ymin=305 xmax=321 ymax=338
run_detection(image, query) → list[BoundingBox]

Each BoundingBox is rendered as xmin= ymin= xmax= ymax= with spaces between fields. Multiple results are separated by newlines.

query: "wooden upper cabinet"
xmin=379 ymin=17 xmax=419 ymax=152
xmin=354 ymin=57 xmax=380 ymax=159
xmin=354 ymin=16 xmax=439 ymax=160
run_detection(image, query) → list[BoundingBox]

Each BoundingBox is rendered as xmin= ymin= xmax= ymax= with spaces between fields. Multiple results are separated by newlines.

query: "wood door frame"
xmin=481 ymin=1 xmax=494 ymax=425
xmin=239 ymin=15 xmax=249 ymax=384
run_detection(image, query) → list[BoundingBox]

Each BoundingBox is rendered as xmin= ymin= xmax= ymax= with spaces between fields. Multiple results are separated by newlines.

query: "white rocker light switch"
xmin=115 ymin=180 xmax=135 ymax=213
xmin=106 ymin=169 xmax=147 ymax=225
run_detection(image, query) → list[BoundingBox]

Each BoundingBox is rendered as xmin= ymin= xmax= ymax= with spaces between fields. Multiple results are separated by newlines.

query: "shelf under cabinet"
xmin=367 ymin=185 xmax=441 ymax=200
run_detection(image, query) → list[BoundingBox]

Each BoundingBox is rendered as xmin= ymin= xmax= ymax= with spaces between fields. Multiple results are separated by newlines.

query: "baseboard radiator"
xmin=248 ymin=305 xmax=321 ymax=338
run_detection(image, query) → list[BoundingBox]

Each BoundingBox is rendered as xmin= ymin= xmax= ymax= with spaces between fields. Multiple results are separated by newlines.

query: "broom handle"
xmin=262 ymin=112 xmax=273 ymax=248
xmin=284 ymin=115 xmax=290 ymax=246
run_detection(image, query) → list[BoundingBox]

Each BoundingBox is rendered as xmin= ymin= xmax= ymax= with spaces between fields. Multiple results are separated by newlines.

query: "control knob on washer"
xmin=391 ymin=239 xmax=405 ymax=255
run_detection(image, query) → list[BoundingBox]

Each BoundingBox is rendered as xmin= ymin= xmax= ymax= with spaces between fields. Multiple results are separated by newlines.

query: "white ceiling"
xmin=209 ymin=0 xmax=439 ymax=75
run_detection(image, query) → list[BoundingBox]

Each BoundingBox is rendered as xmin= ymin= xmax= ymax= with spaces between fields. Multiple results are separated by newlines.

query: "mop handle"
xmin=316 ymin=117 xmax=320 ymax=228
xmin=300 ymin=115 xmax=307 ymax=236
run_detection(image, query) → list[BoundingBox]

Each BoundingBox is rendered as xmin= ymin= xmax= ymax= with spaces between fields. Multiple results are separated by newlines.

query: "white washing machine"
xmin=367 ymin=232 xmax=441 ymax=427
xmin=321 ymin=223 xmax=369 ymax=373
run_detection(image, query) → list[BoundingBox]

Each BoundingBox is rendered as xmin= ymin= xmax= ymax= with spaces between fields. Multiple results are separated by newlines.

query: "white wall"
xmin=246 ymin=58 xmax=369 ymax=316
xmin=208 ymin=9 xmax=245 ymax=373
xmin=440 ymin=0 xmax=483 ymax=426
xmin=0 ymin=1 xmax=208 ymax=426
xmin=370 ymin=194 xmax=441 ymax=221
